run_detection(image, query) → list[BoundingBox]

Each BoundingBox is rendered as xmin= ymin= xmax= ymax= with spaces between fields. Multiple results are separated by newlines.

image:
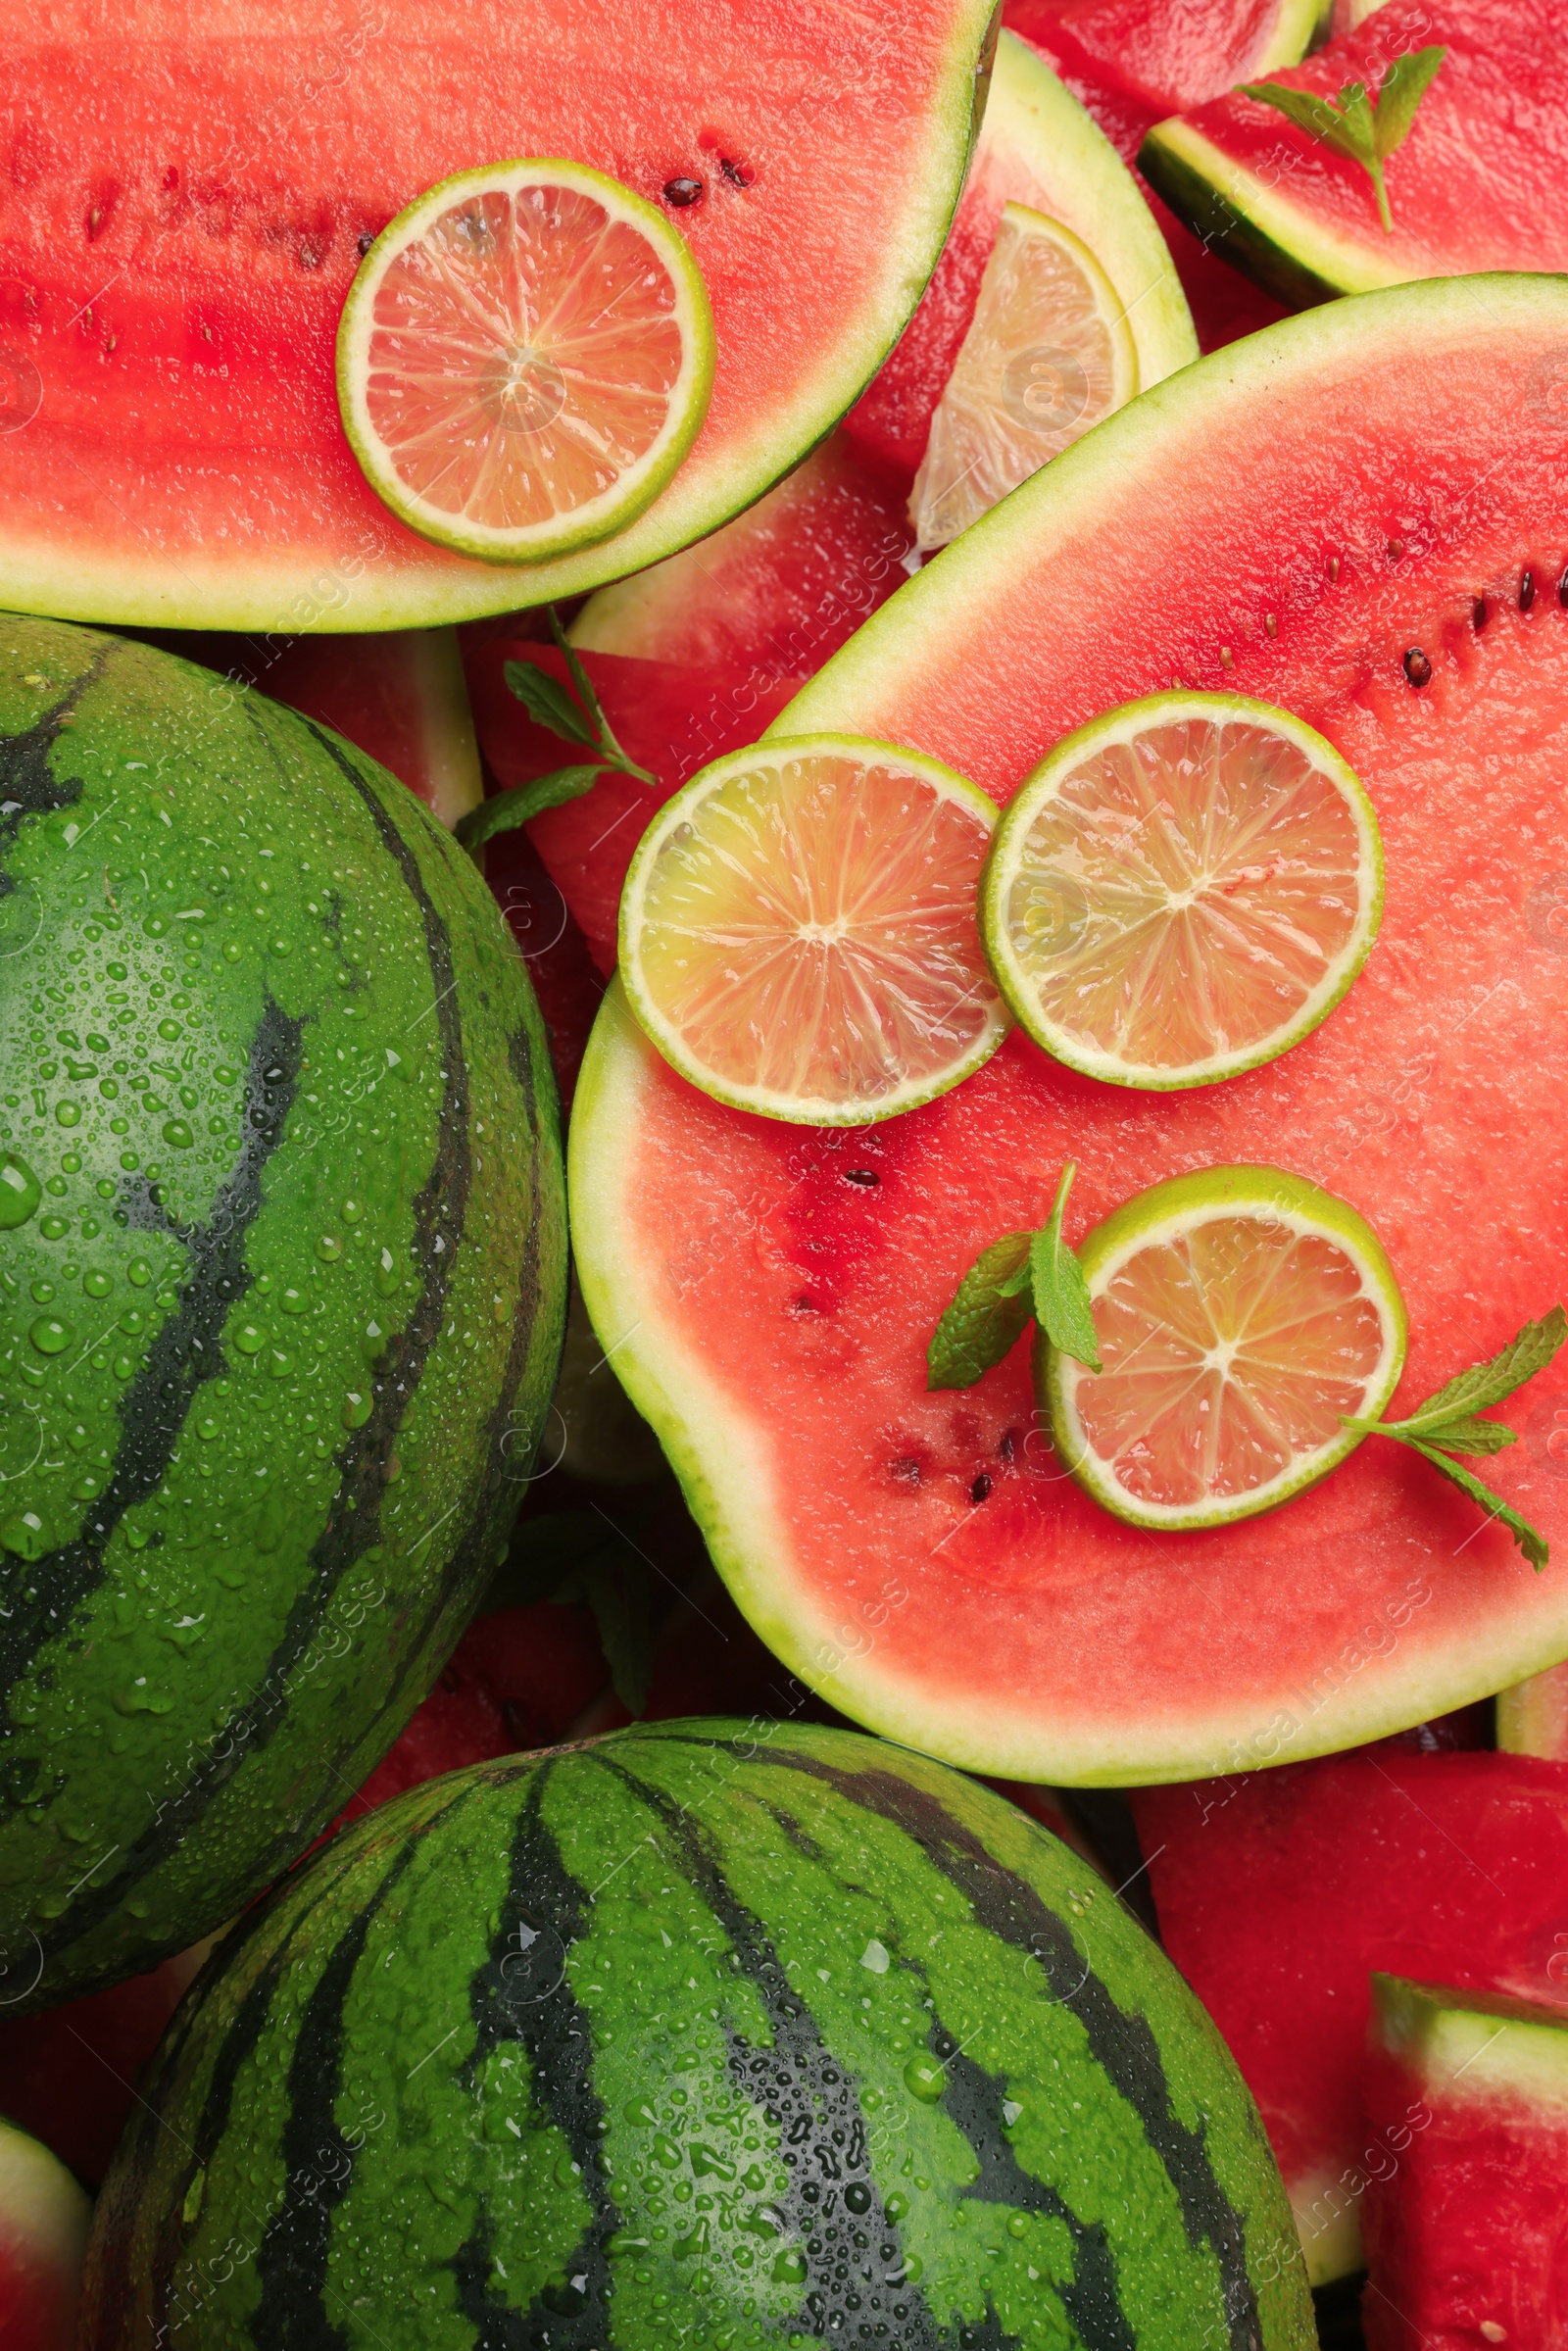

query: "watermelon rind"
xmin=0 ymin=617 xmax=566 ymax=2008
xmin=336 ymin=160 xmax=717 ymax=566
xmin=0 ymin=0 xmax=999 ymax=634
xmin=1041 ymin=1163 xmax=1407 ymax=1532
xmin=82 ymin=1721 xmax=1317 ymax=2349
xmin=1137 ymin=118 xmax=1396 ymax=308
xmin=1371 ymin=1972 xmax=1568 ymax=2107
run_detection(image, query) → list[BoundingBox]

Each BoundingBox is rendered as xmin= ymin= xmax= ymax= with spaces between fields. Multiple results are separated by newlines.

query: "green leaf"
xmin=1405 ymin=1416 xmax=1517 ymax=1459
xmin=927 ymin=1231 xmax=1034 ymax=1391
xmin=1388 ymin=1307 xmax=1568 ymax=1437
xmin=1372 ymin=46 xmax=1446 ymax=159
xmin=1331 ymin=80 xmax=1378 ymax=162
xmin=1030 ymin=1161 xmax=1102 ymax=1374
xmin=504 ymin=656 xmax=600 ymax=750
xmin=1403 ymin=1439 xmax=1549 ymax=1573
xmin=1238 ymin=81 xmax=1359 ymax=155
xmin=457 ymin=766 xmax=606 ymax=854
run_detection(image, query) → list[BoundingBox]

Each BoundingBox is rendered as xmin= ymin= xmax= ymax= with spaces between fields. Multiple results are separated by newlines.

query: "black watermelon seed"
xmin=1473 ymin=597 xmax=1488 ymax=631
xmin=1559 ymin=563 xmax=1568 ymax=610
xmin=844 ymin=1167 xmax=879 ymax=1187
xmin=357 ymin=229 xmax=375 ymax=257
xmin=1402 ymin=648 xmax=1433 ymax=689
xmin=969 ymin=1472 xmax=993 ymax=1503
xmin=663 ymin=176 xmax=704 ymax=207
xmin=719 ymin=156 xmax=755 ymax=187
xmin=1521 ymin=569 xmax=1537 ymax=612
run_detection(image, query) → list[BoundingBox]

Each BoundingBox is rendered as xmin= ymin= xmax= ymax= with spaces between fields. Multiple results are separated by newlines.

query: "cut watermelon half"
xmin=570 ymin=276 xmax=1568 ymax=1787
xmin=1130 ymin=1752 xmax=1568 ymax=2284
xmin=0 ymin=0 xmax=993 ymax=632
xmin=842 ymin=27 xmax=1196 ymax=486
xmin=1142 ymin=0 xmax=1568 ymax=307
xmin=0 ymin=2114 xmax=91 ymax=2350
xmin=1361 ymin=1974 xmax=1568 ymax=2350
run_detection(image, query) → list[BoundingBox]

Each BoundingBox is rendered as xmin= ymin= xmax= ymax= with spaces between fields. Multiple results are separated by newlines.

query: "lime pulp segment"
xmin=983 ymin=693 xmax=1383 ymax=1089
xmin=1044 ymin=1165 xmax=1406 ymax=1532
xmin=337 ymin=159 xmax=714 ymax=564
xmin=618 ymin=735 xmax=1010 ymax=1124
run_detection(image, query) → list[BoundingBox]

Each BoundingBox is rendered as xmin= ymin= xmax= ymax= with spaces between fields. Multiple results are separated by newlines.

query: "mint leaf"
xmin=1402 ymin=1416 xmax=1517 ymax=1459
xmin=504 ymin=657 xmax=600 ymax=750
xmin=1387 ymin=1307 xmax=1568 ymax=1438
xmin=927 ymin=1232 xmax=1033 ymax=1391
xmin=457 ymin=765 xmax=606 ymax=855
xmin=547 ymin=610 xmax=653 ymax=786
xmin=1030 ymin=1161 xmax=1102 ymax=1374
xmin=1331 ymin=80 xmax=1377 ymax=164
xmin=1373 ymin=46 xmax=1446 ymax=159
xmin=1238 ymin=81 xmax=1356 ymax=150
xmin=1404 ymin=1441 xmax=1549 ymax=1573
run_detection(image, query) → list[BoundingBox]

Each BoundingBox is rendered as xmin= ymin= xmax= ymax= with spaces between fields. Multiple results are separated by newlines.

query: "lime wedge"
xmin=338 ymin=159 xmax=714 ymax=564
xmin=1042 ymin=1165 xmax=1406 ymax=1532
xmin=982 ymin=691 xmax=1383 ymax=1090
xmin=910 ymin=202 xmax=1138 ymax=552
xmin=618 ymin=735 xmax=1010 ymax=1125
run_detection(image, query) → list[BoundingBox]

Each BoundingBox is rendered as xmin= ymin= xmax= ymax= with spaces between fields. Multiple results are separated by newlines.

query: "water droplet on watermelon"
xmin=843 ymin=2181 xmax=871 ymax=2215
xmin=83 ymin=1269 xmax=113 ymax=1298
xmin=0 ymin=1152 xmax=40 ymax=1229
xmin=127 ymin=1257 xmax=151 ymax=1287
xmin=772 ymin=2249 xmax=808 ymax=2285
xmin=28 ymin=1315 xmax=72 ymax=1355
xmin=162 ymin=1119 xmax=194 ymax=1149
xmin=317 ymin=1234 xmax=343 ymax=1261
xmin=342 ymin=1390 xmax=372 ymax=1431
xmin=232 ymin=1324 xmax=264 ymax=1355
xmin=903 ymin=2054 xmax=945 ymax=2103
xmin=0 ymin=1511 xmax=45 ymax=1561
xmin=883 ymin=2192 xmax=907 ymax=2222
xmin=375 ymin=1248 xmax=400 ymax=1297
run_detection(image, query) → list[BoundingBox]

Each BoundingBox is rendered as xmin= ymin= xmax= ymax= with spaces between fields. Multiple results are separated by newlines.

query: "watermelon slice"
xmin=569 ymin=276 xmax=1568 ymax=1787
xmin=1002 ymin=0 xmax=1322 ymax=350
xmin=1498 ymin=1660 xmax=1568 ymax=1758
xmin=1360 ymin=1973 xmax=1568 ymax=2349
xmin=1142 ymin=0 xmax=1568 ymax=307
xmin=0 ymin=0 xmax=994 ymax=634
xmin=1130 ymin=1752 xmax=1568 ymax=2284
xmin=0 ymin=2115 xmax=91 ymax=2350
xmin=841 ymin=27 xmax=1197 ymax=484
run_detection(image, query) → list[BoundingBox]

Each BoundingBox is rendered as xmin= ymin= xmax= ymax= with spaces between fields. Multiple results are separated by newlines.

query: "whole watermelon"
xmin=0 ymin=615 xmax=565 ymax=2010
xmin=84 ymin=1721 xmax=1314 ymax=2350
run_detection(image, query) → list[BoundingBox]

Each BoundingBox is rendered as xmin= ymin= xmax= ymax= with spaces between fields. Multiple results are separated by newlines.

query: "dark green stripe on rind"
xmin=1137 ymin=129 xmax=1343 ymax=310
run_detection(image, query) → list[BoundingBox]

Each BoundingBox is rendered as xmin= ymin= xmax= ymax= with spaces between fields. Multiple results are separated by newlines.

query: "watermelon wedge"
xmin=841 ymin=27 xmax=1197 ymax=484
xmin=570 ymin=276 xmax=1568 ymax=1787
xmin=0 ymin=0 xmax=994 ymax=634
xmin=0 ymin=2115 xmax=91 ymax=2351
xmin=1142 ymin=0 xmax=1568 ymax=307
xmin=1130 ymin=1752 xmax=1568 ymax=2284
xmin=1361 ymin=1974 xmax=1568 ymax=2349
xmin=1002 ymin=0 xmax=1321 ymax=351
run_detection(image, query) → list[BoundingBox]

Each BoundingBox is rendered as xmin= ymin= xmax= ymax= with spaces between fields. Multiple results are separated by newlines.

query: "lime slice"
xmin=982 ymin=691 xmax=1383 ymax=1090
xmin=337 ymin=159 xmax=714 ymax=564
xmin=618 ymin=734 xmax=1010 ymax=1125
xmin=909 ymin=202 xmax=1138 ymax=552
xmin=1042 ymin=1165 xmax=1406 ymax=1533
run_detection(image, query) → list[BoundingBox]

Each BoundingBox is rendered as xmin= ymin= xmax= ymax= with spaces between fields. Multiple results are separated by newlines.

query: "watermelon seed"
xmin=1386 ymin=539 xmax=1403 ymax=561
xmin=844 ymin=1168 xmax=879 ymax=1187
xmin=1559 ymin=564 xmax=1568 ymax=609
xmin=969 ymin=1474 xmax=992 ymax=1502
xmin=1264 ymin=612 xmax=1277 ymax=638
xmin=1218 ymin=647 xmax=1233 ymax=669
xmin=663 ymin=178 xmax=705 ymax=208
xmin=1473 ymin=597 xmax=1488 ymax=630
xmin=1521 ymin=569 xmax=1536 ymax=612
xmin=1402 ymin=649 xmax=1432 ymax=689
xmin=1329 ymin=557 xmax=1342 ymax=581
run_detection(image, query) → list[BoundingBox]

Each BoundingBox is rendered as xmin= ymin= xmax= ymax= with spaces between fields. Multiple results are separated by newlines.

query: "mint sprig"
xmin=1238 ymin=46 xmax=1446 ymax=233
xmin=1344 ymin=1307 xmax=1566 ymax=1569
xmin=457 ymin=607 xmax=657 ymax=857
xmin=928 ymin=1162 xmax=1101 ymax=1391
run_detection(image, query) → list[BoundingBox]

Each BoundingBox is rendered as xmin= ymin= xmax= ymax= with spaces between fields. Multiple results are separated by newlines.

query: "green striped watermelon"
xmin=0 ymin=615 xmax=566 ymax=2011
xmin=83 ymin=1721 xmax=1313 ymax=2349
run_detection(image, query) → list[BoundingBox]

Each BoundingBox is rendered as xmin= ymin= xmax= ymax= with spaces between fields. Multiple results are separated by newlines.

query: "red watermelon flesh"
xmin=1131 ymin=1753 xmax=1568 ymax=2282
xmin=1360 ymin=1975 xmax=1568 ymax=2350
xmin=0 ymin=2116 xmax=91 ymax=2350
xmin=465 ymin=641 xmax=805 ymax=972
xmin=1003 ymin=0 xmax=1294 ymax=351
